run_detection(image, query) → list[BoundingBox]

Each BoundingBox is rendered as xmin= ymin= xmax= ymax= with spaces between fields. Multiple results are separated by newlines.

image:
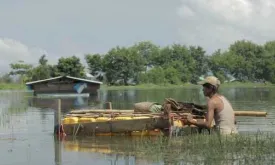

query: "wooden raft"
xmin=61 ymin=101 xmax=268 ymax=137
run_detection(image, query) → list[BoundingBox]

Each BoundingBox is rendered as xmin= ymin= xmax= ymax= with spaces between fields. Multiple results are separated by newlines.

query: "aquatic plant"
xmin=122 ymin=131 xmax=275 ymax=164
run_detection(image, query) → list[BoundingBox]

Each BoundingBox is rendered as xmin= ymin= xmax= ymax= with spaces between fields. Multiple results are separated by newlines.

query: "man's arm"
xmin=188 ymin=99 xmax=215 ymax=129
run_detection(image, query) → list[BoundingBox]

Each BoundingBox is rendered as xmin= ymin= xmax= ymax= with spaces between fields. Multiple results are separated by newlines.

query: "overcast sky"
xmin=1 ymin=0 xmax=275 ymax=74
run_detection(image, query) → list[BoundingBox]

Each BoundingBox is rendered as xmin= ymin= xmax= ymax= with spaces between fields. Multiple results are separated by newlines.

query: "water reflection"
xmin=28 ymin=95 xmax=102 ymax=112
xmin=58 ymin=136 xmax=164 ymax=165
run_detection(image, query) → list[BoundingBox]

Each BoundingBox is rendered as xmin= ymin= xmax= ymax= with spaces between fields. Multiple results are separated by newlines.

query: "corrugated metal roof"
xmin=66 ymin=76 xmax=102 ymax=84
xmin=25 ymin=76 xmax=103 ymax=85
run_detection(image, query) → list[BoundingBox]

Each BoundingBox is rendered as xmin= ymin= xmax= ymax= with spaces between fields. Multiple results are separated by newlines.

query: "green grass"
xmin=100 ymin=83 xmax=197 ymax=90
xmin=64 ymin=129 xmax=275 ymax=164
xmin=0 ymin=83 xmax=26 ymax=90
xmin=120 ymin=131 xmax=275 ymax=164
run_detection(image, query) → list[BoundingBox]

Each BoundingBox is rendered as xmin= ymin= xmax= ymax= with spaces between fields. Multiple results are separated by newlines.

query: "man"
xmin=187 ymin=76 xmax=238 ymax=135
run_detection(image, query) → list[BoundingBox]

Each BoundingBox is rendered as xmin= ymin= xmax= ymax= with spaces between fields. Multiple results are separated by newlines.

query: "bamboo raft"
xmin=61 ymin=99 xmax=268 ymax=137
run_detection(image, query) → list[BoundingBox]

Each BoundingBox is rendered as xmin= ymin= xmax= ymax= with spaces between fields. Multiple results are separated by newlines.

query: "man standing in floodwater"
xmin=187 ymin=76 xmax=238 ymax=135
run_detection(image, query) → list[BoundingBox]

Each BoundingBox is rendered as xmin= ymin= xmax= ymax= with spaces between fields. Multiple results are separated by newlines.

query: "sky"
xmin=1 ymin=0 xmax=275 ymax=74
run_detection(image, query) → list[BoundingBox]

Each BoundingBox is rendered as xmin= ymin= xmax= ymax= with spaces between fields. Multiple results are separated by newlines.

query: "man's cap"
xmin=198 ymin=76 xmax=221 ymax=88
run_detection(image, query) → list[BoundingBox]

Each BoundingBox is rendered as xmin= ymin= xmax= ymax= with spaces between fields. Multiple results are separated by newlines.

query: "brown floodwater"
xmin=0 ymin=87 xmax=274 ymax=165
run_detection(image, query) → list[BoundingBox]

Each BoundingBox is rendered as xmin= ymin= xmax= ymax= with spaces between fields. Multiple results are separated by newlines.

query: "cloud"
xmin=0 ymin=38 xmax=91 ymax=75
xmin=177 ymin=0 xmax=275 ymax=54
xmin=0 ymin=38 xmax=48 ymax=74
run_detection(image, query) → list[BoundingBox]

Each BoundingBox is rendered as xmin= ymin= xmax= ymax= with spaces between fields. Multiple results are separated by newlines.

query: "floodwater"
xmin=0 ymin=87 xmax=274 ymax=165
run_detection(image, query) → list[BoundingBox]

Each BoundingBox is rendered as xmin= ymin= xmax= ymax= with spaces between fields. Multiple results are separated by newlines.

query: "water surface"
xmin=0 ymin=87 xmax=274 ymax=165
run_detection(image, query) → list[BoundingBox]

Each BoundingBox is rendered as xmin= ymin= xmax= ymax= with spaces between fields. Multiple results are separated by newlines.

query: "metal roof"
xmin=25 ymin=76 xmax=103 ymax=85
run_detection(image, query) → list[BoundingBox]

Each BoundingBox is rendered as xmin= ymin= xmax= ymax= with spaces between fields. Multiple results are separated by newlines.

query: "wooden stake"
xmin=58 ymin=99 xmax=61 ymax=138
xmin=107 ymin=102 xmax=112 ymax=110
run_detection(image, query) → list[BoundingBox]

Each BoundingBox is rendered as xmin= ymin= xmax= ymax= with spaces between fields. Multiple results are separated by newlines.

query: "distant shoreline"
xmin=0 ymin=82 xmax=274 ymax=91
xmin=100 ymin=82 xmax=273 ymax=90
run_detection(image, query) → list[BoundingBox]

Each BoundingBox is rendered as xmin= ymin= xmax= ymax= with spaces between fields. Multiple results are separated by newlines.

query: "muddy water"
xmin=0 ymin=87 xmax=274 ymax=165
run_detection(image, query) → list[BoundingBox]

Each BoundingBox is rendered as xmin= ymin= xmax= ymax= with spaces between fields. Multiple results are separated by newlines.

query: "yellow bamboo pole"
xmin=234 ymin=111 xmax=267 ymax=117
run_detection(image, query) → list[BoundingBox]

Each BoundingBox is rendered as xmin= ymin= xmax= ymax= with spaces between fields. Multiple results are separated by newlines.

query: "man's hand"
xmin=187 ymin=113 xmax=197 ymax=125
xmin=187 ymin=113 xmax=193 ymax=122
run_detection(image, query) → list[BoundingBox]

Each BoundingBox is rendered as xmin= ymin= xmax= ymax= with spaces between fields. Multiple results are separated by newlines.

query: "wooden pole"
xmin=54 ymin=136 xmax=62 ymax=165
xmin=106 ymin=102 xmax=112 ymax=110
xmin=58 ymin=99 xmax=61 ymax=138
xmin=53 ymin=99 xmax=62 ymax=165
xmin=68 ymin=109 xmax=267 ymax=117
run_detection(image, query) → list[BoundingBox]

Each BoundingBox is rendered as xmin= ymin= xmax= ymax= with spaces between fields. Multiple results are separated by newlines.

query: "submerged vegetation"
xmin=64 ymin=131 xmax=275 ymax=164
xmin=114 ymin=132 xmax=275 ymax=164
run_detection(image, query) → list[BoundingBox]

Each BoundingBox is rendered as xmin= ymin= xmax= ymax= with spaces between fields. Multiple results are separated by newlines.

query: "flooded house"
xmin=25 ymin=75 xmax=103 ymax=97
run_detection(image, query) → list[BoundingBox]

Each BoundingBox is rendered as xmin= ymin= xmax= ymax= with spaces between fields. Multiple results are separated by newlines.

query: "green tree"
xmin=189 ymin=46 xmax=209 ymax=83
xmin=49 ymin=65 xmax=59 ymax=77
xmin=56 ymin=56 xmax=86 ymax=78
xmin=228 ymin=40 xmax=265 ymax=81
xmin=132 ymin=41 xmax=159 ymax=69
xmin=85 ymin=53 xmax=103 ymax=79
xmin=168 ymin=60 xmax=191 ymax=83
xmin=9 ymin=60 xmax=33 ymax=83
xmin=29 ymin=55 xmax=51 ymax=81
xmin=209 ymin=50 xmax=233 ymax=82
xmin=164 ymin=67 xmax=181 ymax=84
xmin=102 ymin=46 xmax=145 ymax=85
xmin=263 ymin=41 xmax=275 ymax=83
xmin=143 ymin=67 xmax=167 ymax=85
xmin=149 ymin=44 xmax=196 ymax=83
xmin=39 ymin=54 xmax=48 ymax=65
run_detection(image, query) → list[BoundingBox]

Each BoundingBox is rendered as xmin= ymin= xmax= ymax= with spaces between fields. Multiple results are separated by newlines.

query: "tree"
xmin=103 ymin=46 xmax=145 ymax=85
xmin=56 ymin=56 xmax=86 ymax=78
xmin=262 ymin=41 xmax=275 ymax=83
xmin=85 ymin=53 xmax=103 ymax=79
xmin=209 ymin=50 xmax=233 ymax=82
xmin=228 ymin=40 xmax=265 ymax=81
xmin=189 ymin=46 xmax=209 ymax=83
xmin=164 ymin=67 xmax=181 ymax=84
xmin=139 ymin=67 xmax=167 ymax=85
xmin=9 ymin=60 xmax=33 ymax=83
xmin=132 ymin=41 xmax=159 ymax=70
xmin=39 ymin=54 xmax=48 ymax=65
xmin=29 ymin=55 xmax=51 ymax=81
xmin=9 ymin=60 xmax=32 ymax=76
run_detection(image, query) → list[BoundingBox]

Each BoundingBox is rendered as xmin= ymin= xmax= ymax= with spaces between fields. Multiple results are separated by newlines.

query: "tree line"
xmin=2 ymin=40 xmax=275 ymax=85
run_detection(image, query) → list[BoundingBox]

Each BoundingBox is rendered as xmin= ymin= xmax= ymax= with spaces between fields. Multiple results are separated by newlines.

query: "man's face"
xmin=202 ymin=83 xmax=214 ymax=96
